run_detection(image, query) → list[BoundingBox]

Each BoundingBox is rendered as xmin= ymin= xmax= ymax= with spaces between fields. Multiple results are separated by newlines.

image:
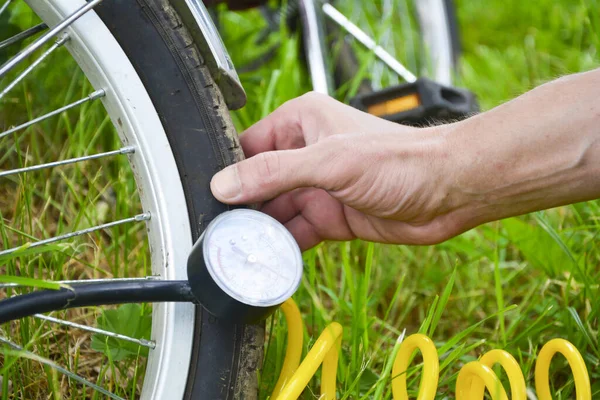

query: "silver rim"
xmin=3 ymin=0 xmax=195 ymax=398
xmin=416 ymin=0 xmax=455 ymax=86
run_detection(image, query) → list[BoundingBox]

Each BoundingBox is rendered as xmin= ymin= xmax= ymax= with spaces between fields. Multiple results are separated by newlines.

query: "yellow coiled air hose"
xmin=271 ymin=299 xmax=592 ymax=400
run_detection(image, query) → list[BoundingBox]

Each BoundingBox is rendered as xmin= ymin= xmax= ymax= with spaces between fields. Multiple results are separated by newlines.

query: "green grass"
xmin=1 ymin=0 xmax=600 ymax=398
xmin=220 ymin=0 xmax=600 ymax=398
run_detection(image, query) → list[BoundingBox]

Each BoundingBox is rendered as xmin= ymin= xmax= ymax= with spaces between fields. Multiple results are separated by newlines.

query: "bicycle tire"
xmin=93 ymin=1 xmax=264 ymax=399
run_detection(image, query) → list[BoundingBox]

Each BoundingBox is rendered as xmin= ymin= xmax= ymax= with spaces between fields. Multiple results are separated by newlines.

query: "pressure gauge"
xmin=187 ymin=209 xmax=303 ymax=323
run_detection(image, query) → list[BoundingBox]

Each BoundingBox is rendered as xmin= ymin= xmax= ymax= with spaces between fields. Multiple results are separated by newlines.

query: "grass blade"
xmin=0 ymin=275 xmax=61 ymax=290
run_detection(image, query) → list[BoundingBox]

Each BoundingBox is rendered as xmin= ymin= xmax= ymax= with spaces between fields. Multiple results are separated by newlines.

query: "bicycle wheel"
xmin=328 ymin=0 xmax=460 ymax=94
xmin=0 ymin=0 xmax=261 ymax=399
xmin=416 ymin=0 xmax=460 ymax=85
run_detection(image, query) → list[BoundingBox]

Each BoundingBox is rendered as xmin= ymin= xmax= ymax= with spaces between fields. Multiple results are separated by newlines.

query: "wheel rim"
xmin=416 ymin=0 xmax=455 ymax=85
xmin=2 ymin=0 xmax=195 ymax=398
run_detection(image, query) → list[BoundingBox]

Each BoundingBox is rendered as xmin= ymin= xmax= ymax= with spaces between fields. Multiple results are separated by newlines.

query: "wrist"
xmin=437 ymin=119 xmax=498 ymax=229
xmin=432 ymin=115 xmax=542 ymax=232
xmin=441 ymin=72 xmax=600 ymax=229
xmin=410 ymin=125 xmax=471 ymax=226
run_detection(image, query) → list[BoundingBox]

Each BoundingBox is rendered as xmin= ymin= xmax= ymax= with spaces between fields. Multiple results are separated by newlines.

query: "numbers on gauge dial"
xmin=206 ymin=224 xmax=294 ymax=303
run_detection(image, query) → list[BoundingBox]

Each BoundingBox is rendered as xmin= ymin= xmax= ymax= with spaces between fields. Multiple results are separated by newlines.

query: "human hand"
xmin=212 ymin=70 xmax=600 ymax=251
xmin=210 ymin=93 xmax=466 ymax=250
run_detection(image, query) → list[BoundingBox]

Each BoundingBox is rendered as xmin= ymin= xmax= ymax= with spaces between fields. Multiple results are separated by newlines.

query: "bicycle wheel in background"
xmin=416 ymin=0 xmax=460 ymax=85
xmin=329 ymin=0 xmax=460 ymax=94
xmin=235 ymin=0 xmax=460 ymax=92
xmin=0 ymin=0 xmax=261 ymax=399
xmin=322 ymin=0 xmax=475 ymax=126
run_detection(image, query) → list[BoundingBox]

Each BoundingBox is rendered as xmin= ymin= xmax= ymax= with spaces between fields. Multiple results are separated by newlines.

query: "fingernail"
xmin=211 ymin=166 xmax=242 ymax=200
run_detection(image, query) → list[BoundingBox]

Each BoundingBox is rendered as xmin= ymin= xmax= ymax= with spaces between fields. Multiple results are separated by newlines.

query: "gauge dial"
xmin=190 ymin=209 xmax=303 ymax=315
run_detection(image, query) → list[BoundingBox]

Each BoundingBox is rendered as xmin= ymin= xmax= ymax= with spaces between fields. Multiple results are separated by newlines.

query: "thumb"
xmin=210 ymin=147 xmax=325 ymax=204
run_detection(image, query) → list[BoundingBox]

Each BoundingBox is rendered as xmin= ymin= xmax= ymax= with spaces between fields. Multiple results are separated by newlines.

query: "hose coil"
xmin=272 ymin=299 xmax=592 ymax=400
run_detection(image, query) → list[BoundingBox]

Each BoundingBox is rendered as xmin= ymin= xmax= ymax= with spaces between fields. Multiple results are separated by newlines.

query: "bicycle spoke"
xmin=34 ymin=314 xmax=156 ymax=348
xmin=0 ymin=23 xmax=48 ymax=52
xmin=0 ymin=0 xmax=105 ymax=80
xmin=0 ymin=89 xmax=105 ymax=139
xmin=0 ymin=146 xmax=135 ymax=177
xmin=0 ymin=336 xmax=125 ymax=400
xmin=0 ymin=34 xmax=69 ymax=100
xmin=0 ymin=212 xmax=151 ymax=256
xmin=0 ymin=0 xmax=12 ymax=18
xmin=322 ymin=3 xmax=417 ymax=82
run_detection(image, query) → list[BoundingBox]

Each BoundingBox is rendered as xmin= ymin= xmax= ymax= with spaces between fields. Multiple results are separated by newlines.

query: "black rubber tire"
xmin=94 ymin=1 xmax=264 ymax=399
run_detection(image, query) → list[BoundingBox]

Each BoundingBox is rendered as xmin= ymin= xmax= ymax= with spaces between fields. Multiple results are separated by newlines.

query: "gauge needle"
xmin=230 ymin=245 xmax=248 ymax=259
xmin=231 ymin=245 xmax=288 ymax=280
xmin=253 ymin=260 xmax=289 ymax=280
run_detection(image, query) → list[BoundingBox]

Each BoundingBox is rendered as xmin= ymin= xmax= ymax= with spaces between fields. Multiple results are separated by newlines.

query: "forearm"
xmin=444 ymin=68 xmax=600 ymax=228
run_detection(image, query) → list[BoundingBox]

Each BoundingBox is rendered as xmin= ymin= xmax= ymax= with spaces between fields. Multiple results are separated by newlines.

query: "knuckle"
xmin=301 ymin=91 xmax=332 ymax=110
xmin=279 ymin=96 xmax=303 ymax=112
xmin=253 ymin=152 xmax=281 ymax=188
xmin=290 ymin=91 xmax=330 ymax=112
xmin=302 ymin=91 xmax=328 ymax=102
xmin=277 ymin=92 xmax=337 ymax=141
xmin=311 ymin=141 xmax=348 ymax=188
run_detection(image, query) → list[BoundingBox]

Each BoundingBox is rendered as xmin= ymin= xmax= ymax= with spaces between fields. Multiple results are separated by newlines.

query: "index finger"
xmin=239 ymin=95 xmax=313 ymax=158
xmin=239 ymin=91 xmax=389 ymax=157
